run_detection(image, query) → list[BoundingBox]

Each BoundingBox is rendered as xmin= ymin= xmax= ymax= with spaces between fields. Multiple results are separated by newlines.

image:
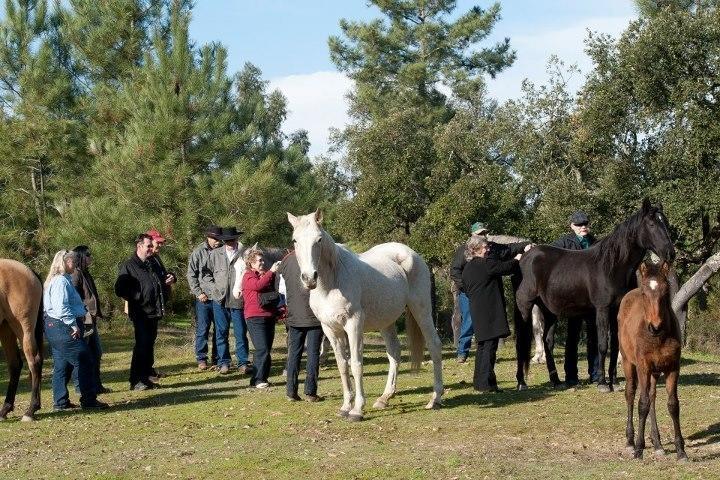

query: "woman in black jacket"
xmin=462 ymin=236 xmax=526 ymax=393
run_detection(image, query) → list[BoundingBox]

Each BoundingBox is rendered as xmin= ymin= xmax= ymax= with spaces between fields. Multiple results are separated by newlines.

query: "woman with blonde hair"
xmin=241 ymin=246 xmax=281 ymax=389
xmin=44 ymin=250 xmax=108 ymax=411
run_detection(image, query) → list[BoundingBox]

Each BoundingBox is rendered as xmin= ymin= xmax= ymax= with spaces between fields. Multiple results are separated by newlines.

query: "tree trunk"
xmin=671 ymin=251 xmax=720 ymax=342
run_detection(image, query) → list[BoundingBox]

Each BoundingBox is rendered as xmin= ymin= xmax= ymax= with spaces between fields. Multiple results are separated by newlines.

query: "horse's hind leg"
xmin=647 ymin=374 xmax=665 ymax=456
xmin=0 ymin=323 xmax=22 ymax=420
xmin=539 ymin=307 xmax=562 ymax=387
xmin=407 ymin=301 xmax=443 ymax=409
xmin=374 ymin=325 xmax=400 ymax=409
xmin=623 ymin=362 xmax=637 ymax=453
xmin=665 ymin=369 xmax=687 ymax=460
xmin=514 ymin=279 xmax=536 ymax=390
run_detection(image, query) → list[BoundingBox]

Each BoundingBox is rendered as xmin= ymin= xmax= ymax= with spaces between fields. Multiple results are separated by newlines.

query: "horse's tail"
xmin=405 ymin=307 xmax=424 ymax=372
xmin=32 ymin=270 xmax=44 ymax=368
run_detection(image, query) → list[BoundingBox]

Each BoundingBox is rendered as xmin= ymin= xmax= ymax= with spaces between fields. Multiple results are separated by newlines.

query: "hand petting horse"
xmin=287 ymin=209 xmax=443 ymax=421
xmin=0 ymin=259 xmax=44 ymax=421
xmin=618 ymin=261 xmax=687 ymax=460
xmin=515 ymin=199 xmax=675 ymax=392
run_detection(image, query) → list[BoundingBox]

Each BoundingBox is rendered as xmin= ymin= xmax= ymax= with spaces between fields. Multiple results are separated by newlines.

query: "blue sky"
xmin=188 ymin=1 xmax=637 ymax=157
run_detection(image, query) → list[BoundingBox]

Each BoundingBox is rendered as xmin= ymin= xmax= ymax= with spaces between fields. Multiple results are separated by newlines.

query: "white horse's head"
xmin=287 ymin=209 xmax=325 ymax=289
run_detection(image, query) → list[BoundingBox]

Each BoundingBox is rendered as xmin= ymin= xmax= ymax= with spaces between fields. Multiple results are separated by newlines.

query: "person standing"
xmin=461 ymin=237 xmax=528 ymax=392
xmin=115 ymin=234 xmax=165 ymax=390
xmin=278 ymin=251 xmax=324 ymax=402
xmin=145 ymin=228 xmax=176 ymax=381
xmin=187 ymin=225 xmax=222 ymax=370
xmin=208 ymin=227 xmax=251 ymax=375
xmin=70 ymin=245 xmax=110 ymax=394
xmin=450 ymin=221 xmax=530 ymax=363
xmin=551 ymin=211 xmax=600 ymax=387
xmin=242 ymin=246 xmax=280 ymax=388
xmin=44 ymin=250 xmax=108 ymax=410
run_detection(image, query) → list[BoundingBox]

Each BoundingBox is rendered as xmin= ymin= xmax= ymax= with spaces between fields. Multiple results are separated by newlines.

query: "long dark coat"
xmin=461 ymin=257 xmax=519 ymax=342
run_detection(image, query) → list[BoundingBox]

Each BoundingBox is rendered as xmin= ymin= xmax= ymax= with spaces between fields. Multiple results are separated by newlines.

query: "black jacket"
xmin=115 ymin=254 xmax=165 ymax=319
xmin=551 ymin=233 xmax=597 ymax=250
xmin=71 ymin=267 xmax=103 ymax=319
xmin=450 ymin=240 xmax=529 ymax=293
xmin=461 ymin=257 xmax=519 ymax=342
xmin=277 ymin=253 xmax=320 ymax=328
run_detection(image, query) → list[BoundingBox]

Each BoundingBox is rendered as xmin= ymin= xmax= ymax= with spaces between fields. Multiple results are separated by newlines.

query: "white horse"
xmin=287 ymin=210 xmax=444 ymax=421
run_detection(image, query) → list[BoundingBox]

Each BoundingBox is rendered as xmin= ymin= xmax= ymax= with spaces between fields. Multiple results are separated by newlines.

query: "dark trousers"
xmin=473 ymin=337 xmax=500 ymax=391
xmin=129 ymin=315 xmax=159 ymax=387
xmin=194 ymin=300 xmax=217 ymax=364
xmin=286 ymin=325 xmax=323 ymax=397
xmin=44 ymin=315 xmax=96 ymax=407
xmin=246 ymin=317 xmax=276 ymax=384
xmin=72 ymin=323 xmax=103 ymax=393
xmin=564 ymin=316 xmax=600 ymax=383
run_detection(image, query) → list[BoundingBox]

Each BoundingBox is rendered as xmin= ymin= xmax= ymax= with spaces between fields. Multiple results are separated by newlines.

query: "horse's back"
xmin=0 ymin=258 xmax=43 ymax=323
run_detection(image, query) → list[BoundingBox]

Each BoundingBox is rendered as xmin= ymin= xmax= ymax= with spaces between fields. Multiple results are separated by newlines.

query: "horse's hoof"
xmin=516 ymin=383 xmax=528 ymax=391
xmin=677 ymin=452 xmax=689 ymax=462
xmin=597 ymin=383 xmax=612 ymax=393
xmin=337 ymin=409 xmax=350 ymax=418
xmin=373 ymin=400 xmax=388 ymax=409
xmin=21 ymin=415 xmax=34 ymax=422
xmin=653 ymin=449 xmax=665 ymax=457
xmin=425 ymin=400 xmax=442 ymax=410
xmin=0 ymin=416 xmax=7 ymax=422
xmin=347 ymin=413 xmax=363 ymax=422
xmin=625 ymin=445 xmax=635 ymax=455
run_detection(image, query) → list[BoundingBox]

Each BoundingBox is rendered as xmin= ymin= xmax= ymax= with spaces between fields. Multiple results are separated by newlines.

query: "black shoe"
xmin=475 ymin=386 xmax=503 ymax=393
xmin=287 ymin=394 xmax=302 ymax=402
xmin=81 ymin=400 xmax=109 ymax=410
xmin=565 ymin=378 xmax=579 ymax=388
xmin=305 ymin=394 xmax=324 ymax=403
xmin=96 ymin=385 xmax=113 ymax=394
xmin=53 ymin=402 xmax=78 ymax=412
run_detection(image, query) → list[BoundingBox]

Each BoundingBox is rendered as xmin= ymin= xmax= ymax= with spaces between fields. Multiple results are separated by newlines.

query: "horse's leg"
xmin=344 ymin=318 xmax=366 ymax=421
xmin=539 ymin=308 xmax=561 ymax=387
xmin=623 ymin=361 xmax=637 ymax=453
xmin=665 ymin=369 xmax=687 ymax=460
xmin=608 ymin=309 xmax=620 ymax=387
xmin=531 ymin=307 xmax=545 ymax=364
xmin=634 ymin=369 xmax=651 ymax=459
xmin=407 ymin=302 xmax=444 ymax=409
xmin=595 ymin=307 xmax=612 ymax=393
xmin=0 ymin=323 xmax=21 ymax=420
xmin=323 ymin=325 xmax=353 ymax=418
xmin=514 ymin=279 xmax=535 ymax=390
xmin=20 ymin=326 xmax=42 ymax=421
xmin=648 ymin=374 xmax=664 ymax=456
xmin=374 ymin=325 xmax=400 ymax=409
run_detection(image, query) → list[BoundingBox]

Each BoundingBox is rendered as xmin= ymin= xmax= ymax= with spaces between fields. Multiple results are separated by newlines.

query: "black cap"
xmin=205 ymin=225 xmax=223 ymax=240
xmin=219 ymin=226 xmax=242 ymax=240
xmin=569 ymin=212 xmax=590 ymax=225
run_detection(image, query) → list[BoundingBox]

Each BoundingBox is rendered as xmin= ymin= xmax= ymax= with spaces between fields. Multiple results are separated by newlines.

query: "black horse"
xmin=515 ymin=199 xmax=675 ymax=392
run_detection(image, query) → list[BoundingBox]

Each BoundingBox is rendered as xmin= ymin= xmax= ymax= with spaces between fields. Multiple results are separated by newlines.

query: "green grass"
xmin=1 ymin=319 xmax=719 ymax=479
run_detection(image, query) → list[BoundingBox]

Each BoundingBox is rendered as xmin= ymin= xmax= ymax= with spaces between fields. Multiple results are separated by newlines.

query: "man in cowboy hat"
xmin=187 ymin=225 xmax=223 ymax=370
xmin=450 ymin=221 xmax=531 ymax=363
xmin=207 ymin=226 xmax=252 ymax=375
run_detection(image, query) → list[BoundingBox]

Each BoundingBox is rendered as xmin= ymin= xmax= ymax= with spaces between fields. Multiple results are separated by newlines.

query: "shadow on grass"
xmin=688 ymin=422 xmax=720 ymax=447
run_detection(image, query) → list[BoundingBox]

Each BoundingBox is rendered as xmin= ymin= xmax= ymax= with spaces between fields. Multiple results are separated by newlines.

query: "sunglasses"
xmin=573 ymin=222 xmax=589 ymax=227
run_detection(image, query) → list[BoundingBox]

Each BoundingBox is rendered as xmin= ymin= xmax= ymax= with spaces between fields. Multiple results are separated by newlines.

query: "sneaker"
xmin=255 ymin=382 xmax=270 ymax=389
xmin=148 ymin=375 xmax=161 ymax=383
xmin=286 ymin=393 xmax=302 ymax=402
xmin=198 ymin=361 xmax=208 ymax=371
xmin=218 ymin=365 xmax=230 ymax=375
xmin=81 ymin=400 xmax=110 ymax=410
xmin=305 ymin=394 xmax=324 ymax=403
xmin=238 ymin=364 xmax=253 ymax=375
xmin=132 ymin=382 xmax=156 ymax=391
xmin=53 ymin=402 xmax=78 ymax=412
xmin=456 ymin=356 xmax=467 ymax=364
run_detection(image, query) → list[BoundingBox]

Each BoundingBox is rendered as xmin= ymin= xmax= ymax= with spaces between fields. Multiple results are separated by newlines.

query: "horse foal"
xmin=618 ymin=262 xmax=686 ymax=460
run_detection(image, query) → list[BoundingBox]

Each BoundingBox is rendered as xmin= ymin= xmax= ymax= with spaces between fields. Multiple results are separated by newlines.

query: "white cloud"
xmin=270 ymin=16 xmax=635 ymax=158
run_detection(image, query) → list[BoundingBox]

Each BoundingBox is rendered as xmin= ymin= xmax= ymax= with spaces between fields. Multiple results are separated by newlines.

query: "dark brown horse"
xmin=0 ymin=259 xmax=43 ymax=421
xmin=618 ymin=261 xmax=686 ymax=460
xmin=515 ymin=199 xmax=675 ymax=392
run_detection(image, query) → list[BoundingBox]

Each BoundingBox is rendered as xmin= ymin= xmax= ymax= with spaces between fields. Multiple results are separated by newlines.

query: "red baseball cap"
xmin=146 ymin=228 xmax=166 ymax=243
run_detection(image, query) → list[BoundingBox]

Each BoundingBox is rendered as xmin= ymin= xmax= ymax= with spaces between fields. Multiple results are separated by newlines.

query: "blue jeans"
xmin=72 ymin=324 xmax=102 ymax=393
xmin=213 ymin=301 xmax=249 ymax=367
xmin=44 ymin=315 xmax=96 ymax=407
xmin=194 ymin=300 xmax=217 ymax=363
xmin=246 ymin=317 xmax=276 ymax=385
xmin=286 ymin=325 xmax=323 ymax=397
xmin=456 ymin=292 xmax=474 ymax=358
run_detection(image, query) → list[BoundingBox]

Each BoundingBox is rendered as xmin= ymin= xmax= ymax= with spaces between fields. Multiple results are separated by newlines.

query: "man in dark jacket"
xmin=278 ymin=251 xmax=324 ymax=402
xmin=551 ymin=211 xmax=600 ymax=387
xmin=450 ymin=222 xmax=530 ymax=363
xmin=187 ymin=225 xmax=222 ymax=370
xmin=71 ymin=245 xmax=110 ymax=394
xmin=207 ymin=227 xmax=251 ymax=375
xmin=115 ymin=233 xmax=165 ymax=390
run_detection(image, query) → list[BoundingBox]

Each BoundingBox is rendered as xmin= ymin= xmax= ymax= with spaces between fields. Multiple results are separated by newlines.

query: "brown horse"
xmin=0 ymin=259 xmax=43 ymax=421
xmin=618 ymin=261 xmax=686 ymax=460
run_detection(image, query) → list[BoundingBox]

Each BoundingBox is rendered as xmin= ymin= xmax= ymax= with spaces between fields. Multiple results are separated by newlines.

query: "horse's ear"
xmin=314 ymin=208 xmax=323 ymax=225
xmin=661 ymin=261 xmax=669 ymax=276
xmin=287 ymin=212 xmax=299 ymax=228
xmin=639 ymin=262 xmax=648 ymax=277
xmin=642 ymin=197 xmax=652 ymax=213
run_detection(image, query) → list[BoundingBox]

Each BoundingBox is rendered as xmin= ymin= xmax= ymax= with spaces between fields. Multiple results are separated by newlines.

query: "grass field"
xmin=1 ymin=319 xmax=719 ymax=479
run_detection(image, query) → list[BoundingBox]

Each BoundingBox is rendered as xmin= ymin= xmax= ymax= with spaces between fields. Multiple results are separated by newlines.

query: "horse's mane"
xmin=589 ymin=207 xmax=651 ymax=271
